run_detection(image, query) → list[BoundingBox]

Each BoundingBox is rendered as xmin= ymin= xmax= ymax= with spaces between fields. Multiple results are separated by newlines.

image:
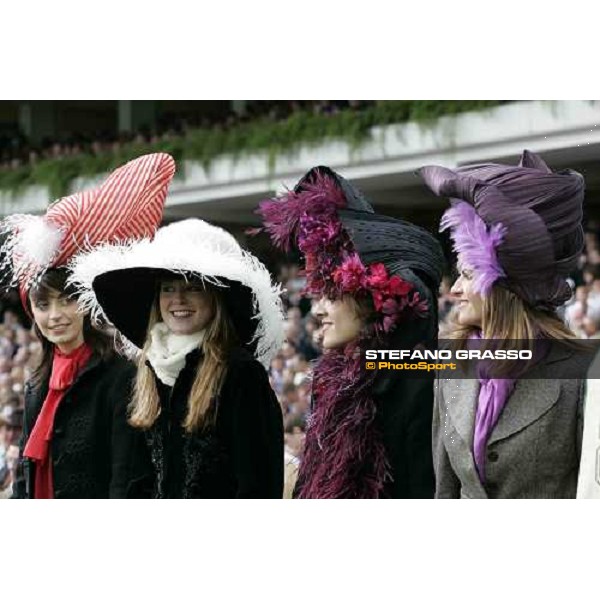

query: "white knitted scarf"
xmin=146 ymin=322 xmax=206 ymax=386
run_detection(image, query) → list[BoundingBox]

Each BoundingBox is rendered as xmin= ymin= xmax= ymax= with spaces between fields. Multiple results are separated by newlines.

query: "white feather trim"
xmin=0 ymin=214 xmax=64 ymax=287
xmin=68 ymin=219 xmax=285 ymax=367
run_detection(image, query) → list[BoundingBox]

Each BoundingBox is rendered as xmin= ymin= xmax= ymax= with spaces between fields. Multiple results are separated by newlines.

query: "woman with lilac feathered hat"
xmin=419 ymin=150 xmax=591 ymax=499
xmin=258 ymin=166 xmax=445 ymax=499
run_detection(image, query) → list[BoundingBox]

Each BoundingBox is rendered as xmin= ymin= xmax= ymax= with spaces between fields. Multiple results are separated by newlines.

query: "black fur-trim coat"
xmin=146 ymin=347 xmax=284 ymax=499
xmin=13 ymin=353 xmax=153 ymax=499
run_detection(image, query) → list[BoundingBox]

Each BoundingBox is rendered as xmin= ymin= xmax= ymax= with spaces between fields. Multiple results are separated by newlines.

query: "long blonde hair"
xmin=446 ymin=285 xmax=582 ymax=378
xmin=129 ymin=283 xmax=238 ymax=432
xmin=448 ymin=285 xmax=578 ymax=348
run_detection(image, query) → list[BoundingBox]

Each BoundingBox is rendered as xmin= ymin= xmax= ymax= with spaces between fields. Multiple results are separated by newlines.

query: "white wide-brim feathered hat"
xmin=68 ymin=218 xmax=285 ymax=367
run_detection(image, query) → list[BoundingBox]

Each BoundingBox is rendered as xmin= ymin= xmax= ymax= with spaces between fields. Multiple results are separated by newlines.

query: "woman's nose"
xmin=313 ymin=297 xmax=327 ymax=317
xmin=450 ymin=276 xmax=463 ymax=296
xmin=48 ymin=303 xmax=63 ymax=320
xmin=173 ymin=288 xmax=187 ymax=302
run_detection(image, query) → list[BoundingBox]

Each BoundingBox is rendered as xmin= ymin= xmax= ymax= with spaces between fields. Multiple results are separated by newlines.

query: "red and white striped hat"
xmin=1 ymin=153 xmax=176 ymax=303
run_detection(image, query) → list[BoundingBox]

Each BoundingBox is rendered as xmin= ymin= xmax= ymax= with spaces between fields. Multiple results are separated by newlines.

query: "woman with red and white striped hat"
xmin=2 ymin=152 xmax=175 ymax=499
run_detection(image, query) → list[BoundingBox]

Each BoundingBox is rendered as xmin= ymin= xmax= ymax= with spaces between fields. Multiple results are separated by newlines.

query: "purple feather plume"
xmin=440 ymin=201 xmax=506 ymax=296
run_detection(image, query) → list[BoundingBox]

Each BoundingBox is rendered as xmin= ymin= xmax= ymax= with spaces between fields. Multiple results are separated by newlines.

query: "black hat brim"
xmin=92 ymin=267 xmax=257 ymax=351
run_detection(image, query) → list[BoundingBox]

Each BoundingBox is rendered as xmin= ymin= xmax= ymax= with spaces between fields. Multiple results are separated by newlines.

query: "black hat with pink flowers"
xmin=258 ymin=166 xmax=444 ymax=339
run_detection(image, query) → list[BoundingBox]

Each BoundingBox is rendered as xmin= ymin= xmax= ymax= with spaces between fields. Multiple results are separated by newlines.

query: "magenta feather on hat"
xmin=440 ymin=201 xmax=506 ymax=296
xmin=257 ymin=171 xmax=346 ymax=252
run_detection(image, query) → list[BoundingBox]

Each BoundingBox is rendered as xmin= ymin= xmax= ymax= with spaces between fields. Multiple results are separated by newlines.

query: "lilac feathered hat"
xmin=418 ymin=150 xmax=585 ymax=309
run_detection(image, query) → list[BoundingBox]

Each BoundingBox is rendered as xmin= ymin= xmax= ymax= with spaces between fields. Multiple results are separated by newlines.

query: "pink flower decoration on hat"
xmin=259 ymin=170 xmax=428 ymax=337
xmin=332 ymin=254 xmax=367 ymax=293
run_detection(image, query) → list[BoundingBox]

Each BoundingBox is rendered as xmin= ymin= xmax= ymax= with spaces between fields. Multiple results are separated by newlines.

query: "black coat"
xmin=13 ymin=353 xmax=153 ymax=499
xmin=373 ymin=373 xmax=436 ymax=499
xmin=295 ymin=371 xmax=435 ymax=499
xmin=146 ymin=347 xmax=284 ymax=499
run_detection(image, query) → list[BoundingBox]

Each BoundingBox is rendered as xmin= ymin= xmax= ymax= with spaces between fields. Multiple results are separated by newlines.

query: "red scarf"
xmin=23 ymin=343 xmax=93 ymax=499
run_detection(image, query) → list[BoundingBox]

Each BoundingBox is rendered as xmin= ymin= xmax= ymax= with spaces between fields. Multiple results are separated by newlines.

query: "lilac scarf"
xmin=473 ymin=378 xmax=516 ymax=482
xmin=471 ymin=334 xmax=516 ymax=483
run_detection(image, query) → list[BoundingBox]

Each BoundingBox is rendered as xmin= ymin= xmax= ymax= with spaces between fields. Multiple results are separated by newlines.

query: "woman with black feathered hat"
xmin=258 ymin=166 xmax=445 ymax=499
xmin=70 ymin=218 xmax=286 ymax=499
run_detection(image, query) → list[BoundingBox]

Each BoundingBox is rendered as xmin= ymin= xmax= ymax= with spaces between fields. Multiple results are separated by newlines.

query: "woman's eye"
xmin=34 ymin=302 xmax=48 ymax=310
xmin=161 ymin=285 xmax=175 ymax=293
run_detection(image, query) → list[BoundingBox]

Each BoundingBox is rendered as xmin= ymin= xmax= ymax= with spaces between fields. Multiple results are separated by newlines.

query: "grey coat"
xmin=433 ymin=365 xmax=586 ymax=499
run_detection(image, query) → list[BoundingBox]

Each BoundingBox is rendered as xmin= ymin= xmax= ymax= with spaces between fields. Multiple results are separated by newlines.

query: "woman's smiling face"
xmin=29 ymin=288 xmax=85 ymax=353
xmin=159 ymin=278 xmax=215 ymax=335
xmin=313 ymin=295 xmax=363 ymax=349
xmin=451 ymin=263 xmax=484 ymax=328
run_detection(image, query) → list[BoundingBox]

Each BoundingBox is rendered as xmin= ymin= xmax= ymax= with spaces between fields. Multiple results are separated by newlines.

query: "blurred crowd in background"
xmin=0 ymin=290 xmax=38 ymax=497
xmin=2 ymin=220 xmax=600 ymax=497
xmin=0 ymin=101 xmax=374 ymax=171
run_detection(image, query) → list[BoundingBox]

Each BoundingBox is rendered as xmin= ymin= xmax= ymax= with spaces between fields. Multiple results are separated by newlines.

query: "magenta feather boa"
xmin=294 ymin=345 xmax=392 ymax=499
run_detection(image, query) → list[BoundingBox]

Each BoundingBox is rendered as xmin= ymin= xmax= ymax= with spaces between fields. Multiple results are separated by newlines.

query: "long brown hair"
xmin=129 ymin=281 xmax=239 ymax=432
xmin=27 ymin=268 xmax=114 ymax=389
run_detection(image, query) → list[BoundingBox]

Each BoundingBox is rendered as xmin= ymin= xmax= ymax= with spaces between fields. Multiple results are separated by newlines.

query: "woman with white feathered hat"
xmin=69 ymin=218 xmax=286 ymax=499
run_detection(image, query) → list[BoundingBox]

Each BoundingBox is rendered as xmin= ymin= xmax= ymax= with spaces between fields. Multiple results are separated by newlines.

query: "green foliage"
xmin=0 ymin=100 xmax=507 ymax=201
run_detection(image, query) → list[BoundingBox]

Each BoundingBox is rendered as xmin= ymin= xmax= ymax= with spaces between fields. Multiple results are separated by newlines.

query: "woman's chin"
xmin=321 ymin=338 xmax=337 ymax=350
xmin=456 ymin=311 xmax=481 ymax=329
xmin=456 ymin=313 xmax=467 ymax=326
xmin=322 ymin=333 xmax=359 ymax=350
